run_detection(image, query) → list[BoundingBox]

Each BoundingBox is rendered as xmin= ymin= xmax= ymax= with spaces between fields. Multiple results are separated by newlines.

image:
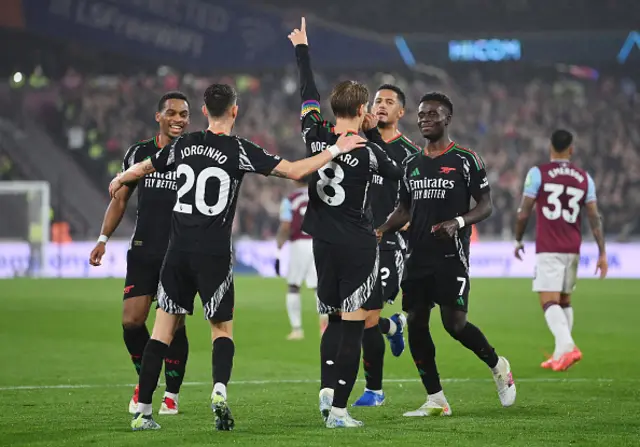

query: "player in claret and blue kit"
xmin=275 ymin=176 xmax=327 ymax=340
xmin=514 ymin=129 xmax=608 ymax=372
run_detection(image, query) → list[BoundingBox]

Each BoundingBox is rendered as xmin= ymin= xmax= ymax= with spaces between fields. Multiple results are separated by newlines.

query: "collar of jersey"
xmin=384 ymin=132 xmax=403 ymax=144
xmin=422 ymin=141 xmax=456 ymax=157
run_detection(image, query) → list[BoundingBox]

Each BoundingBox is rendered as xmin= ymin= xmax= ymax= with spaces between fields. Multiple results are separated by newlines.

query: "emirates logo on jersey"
xmin=409 ymin=177 xmax=455 ymax=200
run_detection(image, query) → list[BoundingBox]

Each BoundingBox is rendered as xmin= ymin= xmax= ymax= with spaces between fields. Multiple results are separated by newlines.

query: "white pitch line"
xmin=0 ymin=377 xmax=624 ymax=392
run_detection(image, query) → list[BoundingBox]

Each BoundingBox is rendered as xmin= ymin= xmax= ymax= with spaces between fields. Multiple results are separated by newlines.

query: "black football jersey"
xmin=399 ymin=142 xmax=490 ymax=277
xmin=295 ymin=44 xmax=402 ymax=248
xmin=370 ymin=133 xmax=421 ymax=251
xmin=122 ymin=136 xmax=176 ymax=255
xmin=151 ymin=130 xmax=281 ymax=254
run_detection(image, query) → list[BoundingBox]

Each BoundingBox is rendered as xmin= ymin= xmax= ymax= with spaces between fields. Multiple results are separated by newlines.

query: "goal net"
xmin=0 ymin=181 xmax=50 ymax=278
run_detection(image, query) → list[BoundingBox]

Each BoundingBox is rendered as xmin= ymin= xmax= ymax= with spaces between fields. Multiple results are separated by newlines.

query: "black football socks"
xmin=123 ymin=324 xmax=150 ymax=375
xmin=164 ymin=325 xmax=189 ymax=394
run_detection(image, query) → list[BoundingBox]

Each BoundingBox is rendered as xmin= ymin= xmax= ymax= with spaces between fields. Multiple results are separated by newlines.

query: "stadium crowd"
xmin=10 ymin=65 xmax=640 ymax=240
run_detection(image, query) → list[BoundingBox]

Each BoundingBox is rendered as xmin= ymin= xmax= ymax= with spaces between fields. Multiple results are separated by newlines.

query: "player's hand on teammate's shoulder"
xmin=375 ymin=228 xmax=384 ymax=244
xmin=514 ymin=240 xmax=525 ymax=260
xmin=335 ymin=133 xmax=367 ymax=153
xmin=431 ymin=219 xmax=460 ymax=239
xmin=595 ymin=253 xmax=608 ymax=279
xmin=288 ymin=17 xmax=308 ymax=46
xmin=89 ymin=243 xmax=106 ymax=267
xmin=361 ymin=113 xmax=378 ymax=132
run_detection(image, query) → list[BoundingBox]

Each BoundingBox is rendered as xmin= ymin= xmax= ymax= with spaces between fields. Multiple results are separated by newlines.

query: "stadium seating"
xmin=9 ymin=66 xmax=640 ymax=240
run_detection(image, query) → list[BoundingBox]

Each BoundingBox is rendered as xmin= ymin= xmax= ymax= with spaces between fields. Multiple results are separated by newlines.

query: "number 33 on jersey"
xmin=523 ymin=161 xmax=597 ymax=254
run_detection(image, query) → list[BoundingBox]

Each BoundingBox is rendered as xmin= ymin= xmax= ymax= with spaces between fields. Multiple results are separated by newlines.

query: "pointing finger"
xmin=301 ymin=17 xmax=306 ymax=31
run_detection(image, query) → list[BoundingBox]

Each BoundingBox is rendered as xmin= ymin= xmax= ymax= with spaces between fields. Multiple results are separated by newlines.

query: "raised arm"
xmin=289 ymin=18 xmax=320 ymax=106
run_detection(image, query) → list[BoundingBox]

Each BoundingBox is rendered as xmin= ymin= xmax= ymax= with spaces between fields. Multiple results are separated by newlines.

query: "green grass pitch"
xmin=0 ymin=277 xmax=639 ymax=446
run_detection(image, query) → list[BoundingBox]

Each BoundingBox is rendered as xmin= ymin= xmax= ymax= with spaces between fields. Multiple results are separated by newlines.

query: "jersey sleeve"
xmin=522 ymin=166 xmax=542 ymax=198
xmin=238 ymin=139 xmax=282 ymax=176
xmin=279 ymin=197 xmax=293 ymax=222
xmin=468 ymin=152 xmax=490 ymax=200
xmin=296 ymin=44 xmax=324 ymax=132
xmin=586 ymin=173 xmax=597 ymax=203
xmin=122 ymin=144 xmax=138 ymax=172
xmin=150 ymin=138 xmax=179 ymax=173
xmin=121 ymin=144 xmax=141 ymax=189
xmin=369 ymin=143 xmax=402 ymax=181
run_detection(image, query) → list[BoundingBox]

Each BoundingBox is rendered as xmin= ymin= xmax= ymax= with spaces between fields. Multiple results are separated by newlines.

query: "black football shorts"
xmin=123 ymin=250 xmax=164 ymax=300
xmin=313 ymin=239 xmax=380 ymax=315
xmin=156 ymin=250 xmax=234 ymax=322
xmin=401 ymin=257 xmax=470 ymax=313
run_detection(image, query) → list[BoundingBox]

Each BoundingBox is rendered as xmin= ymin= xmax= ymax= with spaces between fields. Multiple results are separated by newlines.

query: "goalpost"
xmin=0 ymin=181 xmax=51 ymax=277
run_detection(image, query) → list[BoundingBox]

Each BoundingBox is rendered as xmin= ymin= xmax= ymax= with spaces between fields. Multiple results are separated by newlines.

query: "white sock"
xmin=563 ymin=306 xmax=574 ymax=333
xmin=330 ymin=406 xmax=347 ymax=416
xmin=137 ymin=402 xmax=152 ymax=416
xmin=544 ymin=304 xmax=575 ymax=359
xmin=387 ymin=318 xmax=398 ymax=336
xmin=163 ymin=391 xmax=178 ymax=402
xmin=286 ymin=292 xmax=302 ymax=330
xmin=213 ymin=382 xmax=227 ymax=400
xmin=428 ymin=390 xmax=447 ymax=404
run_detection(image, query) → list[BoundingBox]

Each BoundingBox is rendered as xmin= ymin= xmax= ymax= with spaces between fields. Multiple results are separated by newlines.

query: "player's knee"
xmin=442 ymin=317 xmax=466 ymax=337
xmin=210 ymin=320 xmax=233 ymax=341
xmin=175 ymin=315 xmax=186 ymax=329
xmin=559 ymin=294 xmax=571 ymax=308
xmin=288 ymin=284 xmax=300 ymax=294
xmin=122 ymin=312 xmax=147 ymax=329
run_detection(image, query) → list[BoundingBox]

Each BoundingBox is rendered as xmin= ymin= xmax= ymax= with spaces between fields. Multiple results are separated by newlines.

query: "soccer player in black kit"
xmin=89 ymin=92 xmax=190 ymax=416
xmin=353 ymin=84 xmax=421 ymax=407
xmin=289 ymin=18 xmax=402 ymax=428
xmin=377 ymin=92 xmax=516 ymax=416
xmin=110 ymin=83 xmax=366 ymax=431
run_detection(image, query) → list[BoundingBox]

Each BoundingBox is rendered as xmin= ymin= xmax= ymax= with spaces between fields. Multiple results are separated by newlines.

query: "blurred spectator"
xmin=12 ymin=64 xmax=639 ymax=240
